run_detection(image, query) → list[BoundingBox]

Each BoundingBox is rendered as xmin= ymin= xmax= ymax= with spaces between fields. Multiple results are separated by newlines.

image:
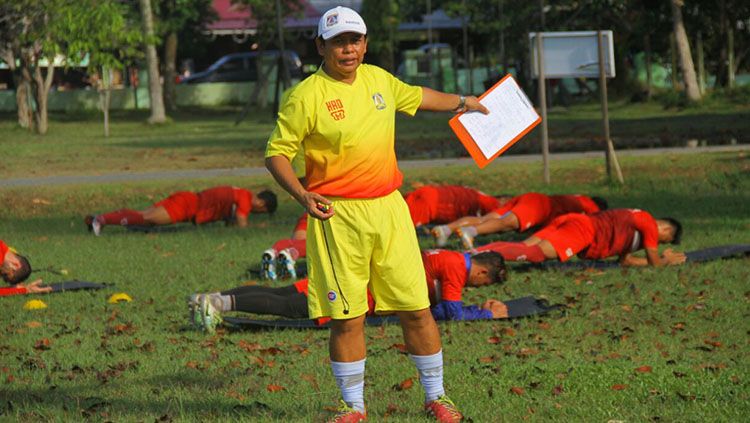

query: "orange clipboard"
xmin=449 ymin=74 xmax=541 ymax=169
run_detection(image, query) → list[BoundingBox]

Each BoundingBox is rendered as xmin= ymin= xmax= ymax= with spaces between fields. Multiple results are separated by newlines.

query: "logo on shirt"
xmin=326 ymin=99 xmax=345 ymax=121
xmin=565 ymin=248 xmax=574 ymax=258
xmin=327 ymin=290 xmax=337 ymax=301
xmin=326 ymin=13 xmax=338 ymax=27
xmin=372 ymin=93 xmax=386 ymax=110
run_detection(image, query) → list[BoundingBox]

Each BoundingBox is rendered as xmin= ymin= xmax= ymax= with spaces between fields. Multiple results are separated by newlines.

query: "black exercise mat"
xmin=504 ymin=296 xmax=564 ymax=318
xmin=42 ymin=281 xmax=109 ymax=292
xmin=223 ymin=296 xmax=561 ymax=330
xmin=534 ymin=244 xmax=750 ymax=270
xmin=125 ymin=225 xmax=186 ymax=233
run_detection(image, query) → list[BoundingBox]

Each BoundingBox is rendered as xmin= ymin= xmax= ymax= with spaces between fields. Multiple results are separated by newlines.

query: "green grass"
xmin=1 ymin=151 xmax=748 ymax=421
xmin=2 ymin=99 xmax=749 ymax=178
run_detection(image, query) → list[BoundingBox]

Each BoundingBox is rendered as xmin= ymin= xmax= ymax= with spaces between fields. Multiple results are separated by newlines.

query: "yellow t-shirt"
xmin=265 ymin=64 xmax=423 ymax=198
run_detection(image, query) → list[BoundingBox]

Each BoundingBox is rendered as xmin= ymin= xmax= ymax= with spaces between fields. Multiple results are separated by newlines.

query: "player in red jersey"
xmin=432 ymin=192 xmax=607 ymax=249
xmin=1 ymin=239 xmax=33 ymax=285
xmin=476 ymin=209 xmax=685 ymax=267
xmin=190 ymin=249 xmax=509 ymax=332
xmin=0 ymin=280 xmax=51 ymax=296
xmin=1 ymin=239 xmax=50 ymax=296
xmin=404 ymin=185 xmax=508 ymax=229
xmin=261 ymin=213 xmax=308 ymax=280
xmin=84 ymin=186 xmax=277 ymax=235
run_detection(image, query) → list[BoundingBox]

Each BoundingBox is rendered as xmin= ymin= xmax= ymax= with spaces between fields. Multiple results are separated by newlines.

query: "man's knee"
xmin=330 ymin=315 xmax=366 ymax=336
xmin=396 ymin=308 xmax=434 ymax=327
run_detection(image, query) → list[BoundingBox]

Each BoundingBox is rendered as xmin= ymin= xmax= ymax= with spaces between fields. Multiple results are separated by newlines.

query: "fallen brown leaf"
xmin=266 ymin=384 xmax=285 ymax=392
xmin=487 ymin=336 xmax=501 ymax=344
xmin=635 ymin=366 xmax=653 ymax=373
xmin=395 ymin=378 xmax=414 ymax=391
xmin=510 ymin=386 xmax=525 ymax=395
xmin=611 ymin=384 xmax=628 ymax=391
xmin=33 ymin=338 xmax=51 ymax=350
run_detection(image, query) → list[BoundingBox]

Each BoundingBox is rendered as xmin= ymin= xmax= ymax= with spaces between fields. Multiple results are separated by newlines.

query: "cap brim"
xmin=321 ymin=27 xmax=366 ymax=40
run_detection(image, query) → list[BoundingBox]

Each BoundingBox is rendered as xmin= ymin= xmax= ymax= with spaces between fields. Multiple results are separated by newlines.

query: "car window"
xmin=216 ymin=58 xmax=243 ymax=74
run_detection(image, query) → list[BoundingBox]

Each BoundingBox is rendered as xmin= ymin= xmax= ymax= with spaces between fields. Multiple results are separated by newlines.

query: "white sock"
xmin=435 ymin=225 xmax=451 ymax=237
xmin=460 ymin=226 xmax=478 ymax=237
xmin=208 ymin=293 xmax=232 ymax=312
xmin=331 ymin=359 xmax=366 ymax=412
xmin=410 ymin=350 xmax=445 ymax=402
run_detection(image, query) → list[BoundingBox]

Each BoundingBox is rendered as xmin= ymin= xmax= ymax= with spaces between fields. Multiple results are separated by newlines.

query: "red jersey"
xmin=422 ymin=249 xmax=470 ymax=304
xmin=194 ymin=186 xmax=253 ymax=224
xmin=405 ymin=185 xmax=500 ymax=226
xmin=549 ymin=195 xmax=601 ymax=216
xmin=582 ymin=209 xmax=659 ymax=260
xmin=0 ymin=240 xmax=8 ymax=263
xmin=0 ymin=285 xmax=27 ymax=296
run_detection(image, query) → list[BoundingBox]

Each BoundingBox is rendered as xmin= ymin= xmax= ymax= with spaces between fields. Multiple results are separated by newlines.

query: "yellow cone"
xmin=23 ymin=300 xmax=48 ymax=310
xmin=108 ymin=293 xmax=132 ymax=304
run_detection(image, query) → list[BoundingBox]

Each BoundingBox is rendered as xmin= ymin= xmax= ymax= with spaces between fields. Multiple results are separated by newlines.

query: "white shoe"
xmin=457 ymin=227 xmax=475 ymax=250
xmin=91 ymin=217 xmax=102 ymax=236
xmin=261 ymin=249 xmax=277 ymax=280
xmin=277 ymin=249 xmax=297 ymax=280
xmin=187 ymin=294 xmax=203 ymax=328
xmin=432 ymin=225 xmax=450 ymax=247
xmin=200 ymin=295 xmax=223 ymax=334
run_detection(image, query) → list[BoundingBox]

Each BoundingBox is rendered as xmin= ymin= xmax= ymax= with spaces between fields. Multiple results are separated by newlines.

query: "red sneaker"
xmin=425 ymin=395 xmax=462 ymax=422
xmin=328 ymin=400 xmax=367 ymax=423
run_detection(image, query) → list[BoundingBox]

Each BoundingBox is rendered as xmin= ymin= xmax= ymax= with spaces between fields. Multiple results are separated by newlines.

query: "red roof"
xmin=207 ymin=0 xmax=321 ymax=33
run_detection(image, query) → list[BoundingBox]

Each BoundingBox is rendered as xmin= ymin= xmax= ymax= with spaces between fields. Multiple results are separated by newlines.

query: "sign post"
xmin=530 ymin=31 xmax=624 ymax=183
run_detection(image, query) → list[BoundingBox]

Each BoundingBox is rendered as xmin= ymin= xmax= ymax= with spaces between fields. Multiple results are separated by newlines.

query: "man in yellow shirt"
xmin=265 ymin=6 xmax=487 ymax=422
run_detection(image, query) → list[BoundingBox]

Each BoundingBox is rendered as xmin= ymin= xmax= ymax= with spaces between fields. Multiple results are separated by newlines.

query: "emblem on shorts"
xmin=372 ymin=93 xmax=386 ymax=110
xmin=326 ymin=13 xmax=338 ymax=27
xmin=565 ymin=248 xmax=573 ymax=258
xmin=328 ymin=291 xmax=337 ymax=301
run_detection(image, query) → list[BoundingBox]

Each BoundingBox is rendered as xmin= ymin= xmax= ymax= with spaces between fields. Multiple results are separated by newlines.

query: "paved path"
xmin=2 ymin=144 xmax=746 ymax=188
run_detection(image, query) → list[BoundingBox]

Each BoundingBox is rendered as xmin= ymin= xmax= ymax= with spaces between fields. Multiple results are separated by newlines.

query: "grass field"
xmin=2 ymin=98 xmax=749 ymax=179
xmin=1 ymin=150 xmax=748 ymax=421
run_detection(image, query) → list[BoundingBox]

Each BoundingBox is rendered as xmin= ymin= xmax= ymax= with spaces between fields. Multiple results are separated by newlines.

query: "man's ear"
xmin=315 ymin=37 xmax=325 ymax=56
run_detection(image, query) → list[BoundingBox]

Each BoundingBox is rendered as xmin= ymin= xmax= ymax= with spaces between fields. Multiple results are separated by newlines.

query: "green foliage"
xmin=360 ymin=0 xmax=400 ymax=71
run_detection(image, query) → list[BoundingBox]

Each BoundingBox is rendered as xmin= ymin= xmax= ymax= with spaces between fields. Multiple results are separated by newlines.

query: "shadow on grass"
xmin=0 ymin=373 xmax=294 ymax=420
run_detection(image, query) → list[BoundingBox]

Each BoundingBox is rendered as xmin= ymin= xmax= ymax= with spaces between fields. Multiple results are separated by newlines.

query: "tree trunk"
xmin=139 ymin=0 xmax=167 ymax=123
xmin=670 ymin=0 xmax=701 ymax=102
xmin=644 ymin=33 xmax=652 ymax=100
xmin=163 ymin=31 xmax=178 ymax=111
xmin=99 ymin=67 xmax=112 ymax=137
xmin=31 ymin=60 xmax=54 ymax=135
xmin=19 ymin=63 xmax=35 ymax=132
xmin=715 ymin=0 xmax=728 ymax=87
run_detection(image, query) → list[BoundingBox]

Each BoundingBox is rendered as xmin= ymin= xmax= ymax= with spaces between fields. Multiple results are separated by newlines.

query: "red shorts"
xmin=493 ymin=193 xmax=552 ymax=232
xmin=293 ymin=213 xmax=308 ymax=233
xmin=404 ymin=188 xmax=437 ymax=226
xmin=293 ymin=279 xmax=309 ymax=296
xmin=477 ymin=194 xmax=501 ymax=215
xmin=533 ymin=214 xmax=595 ymax=262
xmin=154 ymin=191 xmax=199 ymax=223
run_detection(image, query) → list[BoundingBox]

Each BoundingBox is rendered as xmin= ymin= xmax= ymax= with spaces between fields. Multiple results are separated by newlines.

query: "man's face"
xmin=316 ymin=32 xmax=367 ymax=80
xmin=467 ymin=265 xmax=492 ymax=287
xmin=656 ymin=221 xmax=675 ymax=243
xmin=1 ymin=252 xmax=20 ymax=283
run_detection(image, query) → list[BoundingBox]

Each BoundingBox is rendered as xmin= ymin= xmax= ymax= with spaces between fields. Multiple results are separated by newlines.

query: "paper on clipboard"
xmin=449 ymin=75 xmax=540 ymax=168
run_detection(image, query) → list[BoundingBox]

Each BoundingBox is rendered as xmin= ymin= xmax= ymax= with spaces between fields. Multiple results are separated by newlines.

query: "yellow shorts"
xmin=306 ymin=190 xmax=429 ymax=319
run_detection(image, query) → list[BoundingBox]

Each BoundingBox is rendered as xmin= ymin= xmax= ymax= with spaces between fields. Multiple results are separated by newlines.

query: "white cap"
xmin=317 ymin=6 xmax=367 ymax=40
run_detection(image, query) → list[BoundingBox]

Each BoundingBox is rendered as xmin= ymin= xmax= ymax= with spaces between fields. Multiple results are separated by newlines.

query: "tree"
xmin=66 ymin=2 xmax=142 ymax=137
xmin=361 ymin=0 xmax=401 ymax=72
xmin=669 ymin=0 xmax=701 ymax=101
xmin=155 ymin=0 xmax=216 ymax=111
xmin=233 ymin=0 xmax=304 ymax=107
xmin=0 ymin=0 xmax=142 ymax=135
xmin=139 ymin=0 xmax=167 ymax=123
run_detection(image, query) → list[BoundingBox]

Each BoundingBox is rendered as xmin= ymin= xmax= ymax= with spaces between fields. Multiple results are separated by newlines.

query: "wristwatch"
xmin=454 ymin=95 xmax=466 ymax=112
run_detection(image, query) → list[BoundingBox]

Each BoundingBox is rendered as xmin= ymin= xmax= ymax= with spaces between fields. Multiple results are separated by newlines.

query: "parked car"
xmin=179 ymin=51 xmax=303 ymax=84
